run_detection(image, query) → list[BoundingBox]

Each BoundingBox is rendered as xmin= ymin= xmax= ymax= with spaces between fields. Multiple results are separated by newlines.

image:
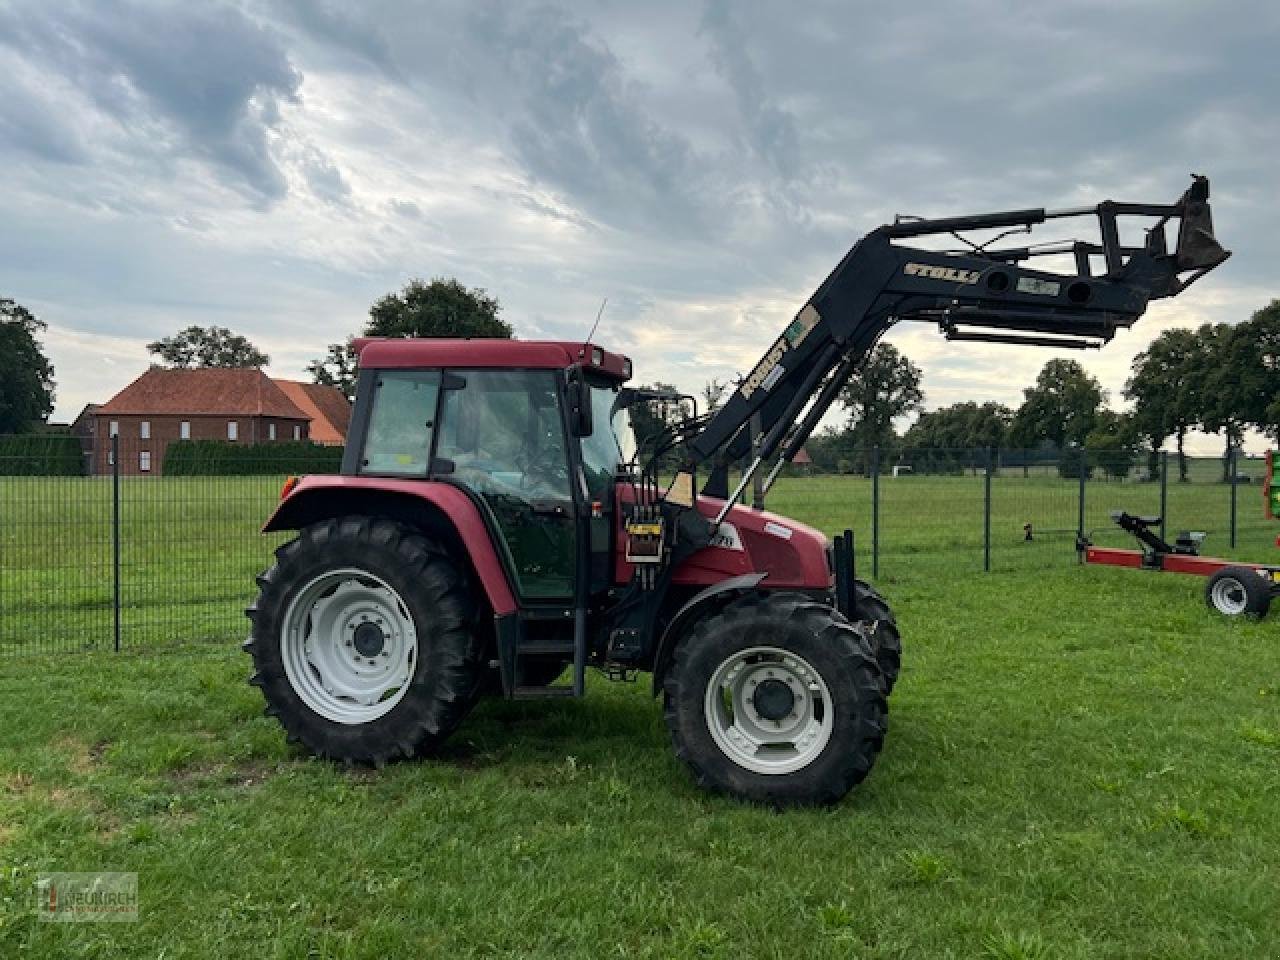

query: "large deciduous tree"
xmin=1085 ymin=410 xmax=1140 ymax=480
xmin=837 ymin=343 xmax=923 ymax=474
xmin=0 ymin=298 xmax=56 ymax=434
xmin=1199 ymin=321 xmax=1253 ymax=481
xmin=310 ymin=278 xmax=512 ymax=397
xmin=1236 ymin=301 xmax=1280 ymax=442
xmin=367 ymin=277 xmax=511 ymax=339
xmin=1009 ymin=358 xmax=1104 ymax=453
xmin=306 ymin=339 xmax=360 ymax=401
xmin=147 ymin=325 xmax=269 ymax=368
xmin=902 ymin=401 xmax=1012 ymax=451
xmin=1123 ymin=328 xmax=1207 ymax=482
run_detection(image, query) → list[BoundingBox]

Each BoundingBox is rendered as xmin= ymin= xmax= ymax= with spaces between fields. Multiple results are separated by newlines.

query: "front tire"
xmin=1205 ymin=565 xmax=1272 ymax=618
xmin=663 ymin=593 xmax=887 ymax=806
xmin=854 ymin=579 xmax=902 ymax=695
xmin=244 ymin=516 xmax=484 ymax=764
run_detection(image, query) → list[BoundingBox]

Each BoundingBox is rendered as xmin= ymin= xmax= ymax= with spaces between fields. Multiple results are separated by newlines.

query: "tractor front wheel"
xmin=854 ymin=579 xmax=901 ymax=695
xmin=663 ymin=594 xmax=887 ymax=806
xmin=244 ymin=516 xmax=484 ymax=764
xmin=1205 ymin=565 xmax=1272 ymax=619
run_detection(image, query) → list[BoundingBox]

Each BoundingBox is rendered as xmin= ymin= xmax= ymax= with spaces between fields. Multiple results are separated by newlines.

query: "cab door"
xmin=433 ymin=370 xmax=577 ymax=600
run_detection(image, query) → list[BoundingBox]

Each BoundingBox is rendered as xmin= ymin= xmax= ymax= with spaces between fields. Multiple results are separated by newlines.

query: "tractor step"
xmin=512 ymin=685 xmax=578 ymax=699
xmin=517 ymin=642 xmax=576 ymax=655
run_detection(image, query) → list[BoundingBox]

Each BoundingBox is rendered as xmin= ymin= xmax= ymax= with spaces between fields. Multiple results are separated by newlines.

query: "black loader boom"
xmin=655 ymin=176 xmax=1229 ymax=510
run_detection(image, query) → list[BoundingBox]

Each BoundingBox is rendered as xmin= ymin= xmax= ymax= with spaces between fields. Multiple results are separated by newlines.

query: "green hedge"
xmin=163 ymin=440 xmax=343 ymax=476
xmin=0 ymin=434 xmax=86 ymax=475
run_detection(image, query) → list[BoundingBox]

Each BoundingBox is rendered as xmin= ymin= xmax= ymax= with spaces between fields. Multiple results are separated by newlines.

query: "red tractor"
xmin=246 ymin=177 xmax=1227 ymax=805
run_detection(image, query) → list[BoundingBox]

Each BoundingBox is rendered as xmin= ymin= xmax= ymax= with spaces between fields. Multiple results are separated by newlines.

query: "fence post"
xmin=871 ymin=446 xmax=880 ymax=580
xmin=983 ymin=447 xmax=992 ymax=573
xmin=111 ymin=432 xmax=121 ymax=653
xmin=1076 ymin=449 xmax=1086 ymax=563
xmin=1159 ymin=451 xmax=1169 ymax=544
xmin=1230 ymin=445 xmax=1238 ymax=549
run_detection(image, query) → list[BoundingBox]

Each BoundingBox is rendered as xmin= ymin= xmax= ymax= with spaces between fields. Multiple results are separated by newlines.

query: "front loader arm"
xmin=685 ymin=176 xmax=1229 ymax=504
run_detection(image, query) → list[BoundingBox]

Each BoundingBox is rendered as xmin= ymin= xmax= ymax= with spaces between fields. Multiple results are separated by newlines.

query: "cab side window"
xmin=360 ymin=371 xmax=440 ymax=476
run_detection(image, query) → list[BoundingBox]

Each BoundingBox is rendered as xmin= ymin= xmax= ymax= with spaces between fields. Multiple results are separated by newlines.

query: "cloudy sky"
xmin=2 ymin=0 xmax=1277 ymax=451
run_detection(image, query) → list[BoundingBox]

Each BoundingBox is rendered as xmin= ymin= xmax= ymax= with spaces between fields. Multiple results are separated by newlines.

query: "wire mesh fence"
xmin=0 ymin=436 xmax=327 ymax=655
xmin=0 ymin=435 xmax=1272 ymax=655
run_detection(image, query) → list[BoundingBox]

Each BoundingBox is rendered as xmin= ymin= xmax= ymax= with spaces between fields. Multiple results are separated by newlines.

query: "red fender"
xmin=262 ymin=476 xmax=517 ymax=616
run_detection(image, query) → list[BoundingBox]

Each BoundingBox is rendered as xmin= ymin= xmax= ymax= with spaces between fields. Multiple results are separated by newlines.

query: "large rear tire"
xmin=244 ymin=516 xmax=485 ymax=764
xmin=663 ymin=593 xmax=887 ymax=807
xmin=854 ymin=579 xmax=901 ymax=695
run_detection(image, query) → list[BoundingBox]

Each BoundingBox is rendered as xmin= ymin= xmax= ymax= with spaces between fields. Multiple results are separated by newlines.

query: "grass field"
xmin=1 ymin=471 xmax=1278 ymax=957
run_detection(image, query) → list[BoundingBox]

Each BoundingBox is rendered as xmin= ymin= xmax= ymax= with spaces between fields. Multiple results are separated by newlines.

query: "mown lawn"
xmin=2 ymin=493 xmax=1278 ymax=956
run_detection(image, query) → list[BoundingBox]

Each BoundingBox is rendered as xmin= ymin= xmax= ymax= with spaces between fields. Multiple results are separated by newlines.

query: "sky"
xmin=2 ymin=0 xmax=1277 ymax=453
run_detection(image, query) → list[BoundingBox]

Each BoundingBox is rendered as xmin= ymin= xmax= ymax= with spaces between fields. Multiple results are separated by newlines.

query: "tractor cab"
xmin=341 ymin=338 xmax=635 ymax=606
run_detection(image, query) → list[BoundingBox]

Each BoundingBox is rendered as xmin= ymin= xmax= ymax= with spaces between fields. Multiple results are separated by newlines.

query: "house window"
xmin=268 ymin=422 xmax=276 ymax=441
xmin=109 ymin=421 xmax=119 ymax=438
xmin=180 ymin=421 xmax=191 ymax=440
xmin=139 ymin=451 xmax=152 ymax=473
xmin=293 ymin=424 xmax=302 ymax=441
xmin=140 ymin=420 xmax=151 ymax=440
xmin=227 ymin=421 xmax=238 ymax=441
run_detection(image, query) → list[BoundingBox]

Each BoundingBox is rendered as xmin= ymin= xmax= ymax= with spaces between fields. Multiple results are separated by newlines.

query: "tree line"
xmin=4 ymin=279 xmax=1278 ymax=488
xmin=805 ymin=301 xmax=1280 ymax=481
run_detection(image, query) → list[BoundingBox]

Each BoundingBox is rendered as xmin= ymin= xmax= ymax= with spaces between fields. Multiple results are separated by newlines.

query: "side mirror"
xmin=566 ymin=366 xmax=593 ymax=438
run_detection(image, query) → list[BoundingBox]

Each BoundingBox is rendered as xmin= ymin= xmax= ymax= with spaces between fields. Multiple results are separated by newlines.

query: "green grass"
xmin=2 ymin=473 xmax=1279 ymax=956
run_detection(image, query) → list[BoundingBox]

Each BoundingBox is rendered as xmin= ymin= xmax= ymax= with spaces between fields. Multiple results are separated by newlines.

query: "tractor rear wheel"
xmin=854 ymin=579 xmax=901 ymax=695
xmin=244 ymin=516 xmax=484 ymax=764
xmin=1205 ymin=566 xmax=1272 ymax=618
xmin=663 ymin=593 xmax=887 ymax=806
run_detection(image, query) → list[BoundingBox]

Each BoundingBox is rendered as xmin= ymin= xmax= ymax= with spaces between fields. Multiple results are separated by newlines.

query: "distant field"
xmin=1 ymin=469 xmax=1272 ymax=653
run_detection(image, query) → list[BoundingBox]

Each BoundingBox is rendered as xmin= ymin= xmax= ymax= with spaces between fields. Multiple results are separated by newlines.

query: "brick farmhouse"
xmin=94 ymin=367 xmax=351 ymax=476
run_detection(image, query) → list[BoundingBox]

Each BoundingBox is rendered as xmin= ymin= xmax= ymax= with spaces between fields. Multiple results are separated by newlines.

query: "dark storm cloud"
xmin=0 ymin=0 xmax=301 ymax=201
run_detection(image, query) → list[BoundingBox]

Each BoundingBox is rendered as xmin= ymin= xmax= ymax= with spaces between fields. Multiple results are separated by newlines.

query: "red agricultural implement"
xmin=1083 ymin=452 xmax=1280 ymax=618
xmin=245 ymin=177 xmax=1228 ymax=805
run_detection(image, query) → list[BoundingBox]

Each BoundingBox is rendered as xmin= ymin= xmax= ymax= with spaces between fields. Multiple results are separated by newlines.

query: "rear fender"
xmin=650 ymin=573 xmax=766 ymax=695
xmin=263 ymin=476 xmax=517 ymax=616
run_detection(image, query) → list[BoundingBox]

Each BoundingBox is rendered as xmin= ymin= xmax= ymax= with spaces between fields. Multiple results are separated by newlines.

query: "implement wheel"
xmin=854 ymin=579 xmax=901 ymax=695
xmin=1205 ymin=566 xmax=1272 ymax=619
xmin=244 ymin=516 xmax=484 ymax=764
xmin=663 ymin=593 xmax=887 ymax=806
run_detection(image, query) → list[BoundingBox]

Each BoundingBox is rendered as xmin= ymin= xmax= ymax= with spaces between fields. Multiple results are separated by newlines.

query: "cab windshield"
xmin=580 ymin=384 xmax=636 ymax=497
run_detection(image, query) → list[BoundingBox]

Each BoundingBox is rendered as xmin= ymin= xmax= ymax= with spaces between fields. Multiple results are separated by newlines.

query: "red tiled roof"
xmin=97 ymin=367 xmax=309 ymax=419
xmin=273 ymin=380 xmax=352 ymax=445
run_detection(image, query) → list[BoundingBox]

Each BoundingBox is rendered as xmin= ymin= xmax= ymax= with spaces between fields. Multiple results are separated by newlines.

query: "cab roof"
xmin=354 ymin=338 xmax=631 ymax=380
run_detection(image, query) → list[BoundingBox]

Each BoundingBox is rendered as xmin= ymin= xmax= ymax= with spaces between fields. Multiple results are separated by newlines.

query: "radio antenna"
xmin=580 ymin=298 xmax=607 ymax=356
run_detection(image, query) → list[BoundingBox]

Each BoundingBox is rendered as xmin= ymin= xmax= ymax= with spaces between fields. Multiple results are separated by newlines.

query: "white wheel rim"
xmin=703 ymin=645 xmax=834 ymax=775
xmin=1211 ymin=577 xmax=1248 ymax=616
xmin=281 ymin=568 xmax=417 ymax=724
